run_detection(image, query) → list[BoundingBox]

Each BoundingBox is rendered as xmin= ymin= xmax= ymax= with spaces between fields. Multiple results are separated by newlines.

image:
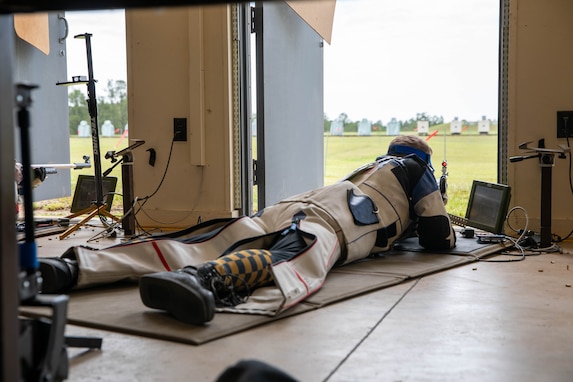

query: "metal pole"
xmin=1 ymin=15 xmax=20 ymax=382
xmin=81 ymin=33 xmax=105 ymax=207
xmin=539 ymin=154 xmax=553 ymax=248
xmin=16 ymin=86 xmax=38 ymax=251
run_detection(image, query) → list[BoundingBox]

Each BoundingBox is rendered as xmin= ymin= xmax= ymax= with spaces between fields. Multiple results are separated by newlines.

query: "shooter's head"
xmin=387 ymin=135 xmax=433 ymax=167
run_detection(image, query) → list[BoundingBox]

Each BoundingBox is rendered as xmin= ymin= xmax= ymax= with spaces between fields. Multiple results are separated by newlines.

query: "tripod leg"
xmin=65 ymin=205 xmax=99 ymax=220
xmin=59 ymin=205 xmax=101 ymax=240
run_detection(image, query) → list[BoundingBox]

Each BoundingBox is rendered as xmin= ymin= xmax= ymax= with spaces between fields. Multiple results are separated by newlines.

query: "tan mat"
xmin=19 ymin=238 xmax=509 ymax=345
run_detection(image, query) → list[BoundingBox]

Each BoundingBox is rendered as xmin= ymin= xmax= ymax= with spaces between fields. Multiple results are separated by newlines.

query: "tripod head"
xmin=105 ymin=139 xmax=145 ymax=163
xmin=509 ymin=139 xmax=570 ymax=165
xmin=16 ymin=83 xmax=38 ymax=108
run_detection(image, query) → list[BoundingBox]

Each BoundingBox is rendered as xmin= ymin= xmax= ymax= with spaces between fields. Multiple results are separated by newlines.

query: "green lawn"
xmin=41 ymin=130 xmax=497 ymax=218
xmin=68 ymin=136 xmax=129 ymax=192
xmin=35 ymin=136 xmax=130 ymax=214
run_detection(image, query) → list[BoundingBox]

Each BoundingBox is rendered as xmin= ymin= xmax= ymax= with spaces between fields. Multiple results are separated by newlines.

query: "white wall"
xmin=125 ymin=5 xmax=237 ymax=228
xmin=508 ymin=0 xmax=573 ymax=236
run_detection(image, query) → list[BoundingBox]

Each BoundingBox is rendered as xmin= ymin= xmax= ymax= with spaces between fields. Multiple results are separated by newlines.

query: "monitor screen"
xmin=465 ymin=180 xmax=511 ymax=234
xmin=70 ymin=175 xmax=118 ymax=213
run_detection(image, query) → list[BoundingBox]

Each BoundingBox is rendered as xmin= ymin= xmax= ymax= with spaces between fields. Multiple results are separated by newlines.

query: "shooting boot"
xmin=38 ymin=257 xmax=79 ymax=294
xmin=139 ymin=267 xmax=216 ymax=325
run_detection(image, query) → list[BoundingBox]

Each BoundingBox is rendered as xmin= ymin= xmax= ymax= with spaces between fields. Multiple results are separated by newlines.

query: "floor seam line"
xmin=322 ymin=278 xmax=421 ymax=382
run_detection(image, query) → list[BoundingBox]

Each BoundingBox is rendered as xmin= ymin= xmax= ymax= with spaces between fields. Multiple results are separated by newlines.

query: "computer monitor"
xmin=70 ymin=175 xmax=118 ymax=213
xmin=465 ymin=180 xmax=511 ymax=234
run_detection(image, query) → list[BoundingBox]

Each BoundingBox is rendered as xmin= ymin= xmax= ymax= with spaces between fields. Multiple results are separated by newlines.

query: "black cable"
xmin=136 ymin=167 xmax=203 ymax=226
xmin=567 ymin=135 xmax=573 ymax=194
xmin=140 ymin=135 xmax=176 ymax=202
xmin=95 ymin=190 xmax=121 ymax=229
xmin=557 ymin=136 xmax=572 ymax=242
xmin=477 ymin=236 xmax=527 ymax=263
xmin=554 ymin=229 xmax=573 ymax=243
xmin=127 ymin=134 xmax=176 ymax=238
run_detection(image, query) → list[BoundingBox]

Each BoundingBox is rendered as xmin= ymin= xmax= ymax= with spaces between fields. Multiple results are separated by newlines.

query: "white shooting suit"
xmin=63 ymin=154 xmax=455 ymax=316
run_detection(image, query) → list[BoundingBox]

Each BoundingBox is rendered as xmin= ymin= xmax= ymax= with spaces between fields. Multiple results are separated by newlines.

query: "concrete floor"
xmin=30 ymin=221 xmax=573 ymax=382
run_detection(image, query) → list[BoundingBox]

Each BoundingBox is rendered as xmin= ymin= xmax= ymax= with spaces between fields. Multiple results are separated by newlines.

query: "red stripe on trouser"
xmin=152 ymin=241 xmax=172 ymax=271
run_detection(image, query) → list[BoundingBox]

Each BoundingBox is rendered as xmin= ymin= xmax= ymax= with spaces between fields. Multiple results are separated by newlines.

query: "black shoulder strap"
xmin=390 ymin=155 xmax=427 ymax=219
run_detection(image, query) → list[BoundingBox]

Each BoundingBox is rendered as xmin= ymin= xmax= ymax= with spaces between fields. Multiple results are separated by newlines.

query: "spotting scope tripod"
xmin=510 ymin=139 xmax=570 ymax=249
xmin=57 ymin=33 xmax=119 ymax=240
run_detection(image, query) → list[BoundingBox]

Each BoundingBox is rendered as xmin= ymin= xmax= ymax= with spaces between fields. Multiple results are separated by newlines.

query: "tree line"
xmin=69 ymin=85 xmax=479 ymax=137
xmin=68 ymin=79 xmax=128 ymax=135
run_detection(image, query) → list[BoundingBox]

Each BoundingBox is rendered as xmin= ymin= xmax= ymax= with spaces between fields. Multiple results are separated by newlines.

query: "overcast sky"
xmin=65 ymin=0 xmax=499 ymax=124
xmin=65 ymin=9 xmax=127 ymax=90
xmin=325 ymin=0 xmax=499 ymax=123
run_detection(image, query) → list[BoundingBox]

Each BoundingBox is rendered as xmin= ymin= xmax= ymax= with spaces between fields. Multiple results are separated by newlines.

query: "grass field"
xmin=37 ymin=126 xmax=497 ymax=218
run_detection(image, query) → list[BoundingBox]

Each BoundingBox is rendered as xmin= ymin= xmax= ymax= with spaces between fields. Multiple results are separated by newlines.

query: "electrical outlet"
xmin=557 ymin=111 xmax=573 ymax=138
xmin=173 ymin=118 xmax=187 ymax=141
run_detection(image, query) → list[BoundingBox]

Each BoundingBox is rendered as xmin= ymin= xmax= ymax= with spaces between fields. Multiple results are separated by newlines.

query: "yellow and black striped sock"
xmin=207 ymin=249 xmax=274 ymax=291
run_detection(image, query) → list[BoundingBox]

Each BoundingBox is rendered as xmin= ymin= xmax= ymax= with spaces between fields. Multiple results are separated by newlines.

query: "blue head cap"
xmin=387 ymin=144 xmax=434 ymax=171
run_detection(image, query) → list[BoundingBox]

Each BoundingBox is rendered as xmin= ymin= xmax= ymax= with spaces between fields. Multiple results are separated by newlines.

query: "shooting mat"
xmin=19 ymin=236 xmax=509 ymax=345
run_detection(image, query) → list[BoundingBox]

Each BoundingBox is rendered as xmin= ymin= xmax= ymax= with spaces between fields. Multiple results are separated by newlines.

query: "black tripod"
xmin=57 ymin=33 xmax=119 ymax=240
xmin=510 ymin=139 xmax=570 ymax=248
